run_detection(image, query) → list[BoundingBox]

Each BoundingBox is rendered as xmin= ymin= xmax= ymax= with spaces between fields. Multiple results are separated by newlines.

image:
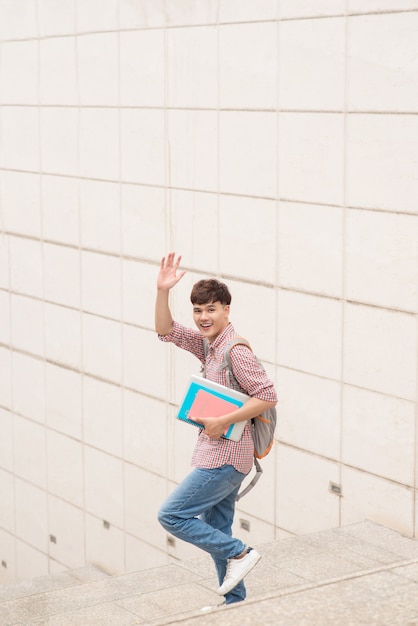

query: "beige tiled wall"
xmin=0 ymin=0 xmax=417 ymax=584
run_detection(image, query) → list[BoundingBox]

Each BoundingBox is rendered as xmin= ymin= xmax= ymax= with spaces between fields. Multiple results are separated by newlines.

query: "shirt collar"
xmin=208 ymin=322 xmax=235 ymax=351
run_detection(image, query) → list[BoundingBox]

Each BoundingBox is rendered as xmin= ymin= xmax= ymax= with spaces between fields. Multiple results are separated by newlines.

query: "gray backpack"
xmin=202 ymin=337 xmax=277 ymax=500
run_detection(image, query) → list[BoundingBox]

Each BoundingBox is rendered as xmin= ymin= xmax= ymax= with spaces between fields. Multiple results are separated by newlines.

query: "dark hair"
xmin=190 ymin=279 xmax=231 ymax=306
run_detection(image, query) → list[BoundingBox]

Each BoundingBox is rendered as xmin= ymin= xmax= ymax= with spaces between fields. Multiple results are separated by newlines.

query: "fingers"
xmin=193 ymin=416 xmax=223 ymax=439
xmin=161 ymin=252 xmax=180 ymax=269
xmin=159 ymin=253 xmax=186 ymax=287
xmin=176 ymin=269 xmax=187 ymax=282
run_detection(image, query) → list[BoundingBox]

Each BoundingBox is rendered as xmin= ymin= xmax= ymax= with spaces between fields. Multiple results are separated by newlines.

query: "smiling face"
xmin=192 ymin=301 xmax=230 ymax=342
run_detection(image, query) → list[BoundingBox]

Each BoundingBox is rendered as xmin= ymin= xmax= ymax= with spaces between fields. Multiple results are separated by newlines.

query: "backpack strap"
xmin=235 ymin=458 xmax=263 ymax=501
xmin=221 ymin=337 xmax=252 ymax=391
xmin=222 ymin=336 xmax=252 ymax=365
xmin=222 ymin=338 xmax=265 ymax=501
xmin=200 ymin=338 xmax=210 ymax=377
xmin=202 ymin=336 xmax=251 ymax=384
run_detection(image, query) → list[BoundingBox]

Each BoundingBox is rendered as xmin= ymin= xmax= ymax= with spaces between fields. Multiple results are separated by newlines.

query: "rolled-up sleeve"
xmin=229 ymin=344 xmax=277 ymax=402
xmin=158 ymin=320 xmax=184 ymax=344
xmin=158 ymin=321 xmax=205 ymax=362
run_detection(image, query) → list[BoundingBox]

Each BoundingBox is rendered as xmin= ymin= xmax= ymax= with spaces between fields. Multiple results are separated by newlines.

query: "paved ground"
xmin=2 ymin=521 xmax=418 ymax=625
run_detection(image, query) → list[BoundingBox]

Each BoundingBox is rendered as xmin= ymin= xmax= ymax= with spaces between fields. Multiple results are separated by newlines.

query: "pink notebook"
xmin=188 ymin=389 xmax=239 ymax=419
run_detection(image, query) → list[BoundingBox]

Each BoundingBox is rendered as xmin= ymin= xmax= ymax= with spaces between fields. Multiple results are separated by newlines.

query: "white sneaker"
xmin=217 ymin=548 xmax=262 ymax=595
xmin=200 ymin=601 xmax=226 ymax=613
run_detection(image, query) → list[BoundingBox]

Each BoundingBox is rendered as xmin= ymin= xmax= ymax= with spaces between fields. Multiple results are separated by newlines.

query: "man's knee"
xmin=157 ymin=507 xmax=172 ymax=530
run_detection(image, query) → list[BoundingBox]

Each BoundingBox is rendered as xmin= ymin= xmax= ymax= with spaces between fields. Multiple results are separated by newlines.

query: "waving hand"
xmin=157 ymin=253 xmax=187 ymax=291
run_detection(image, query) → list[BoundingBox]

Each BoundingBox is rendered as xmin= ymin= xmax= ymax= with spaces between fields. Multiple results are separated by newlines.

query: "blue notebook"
xmin=177 ymin=375 xmax=249 ymax=441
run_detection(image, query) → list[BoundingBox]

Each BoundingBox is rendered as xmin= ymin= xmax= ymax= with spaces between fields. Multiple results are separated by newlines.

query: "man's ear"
xmin=224 ymin=304 xmax=230 ymax=316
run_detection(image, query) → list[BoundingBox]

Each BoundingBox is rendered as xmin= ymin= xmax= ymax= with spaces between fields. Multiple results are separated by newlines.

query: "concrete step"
xmin=2 ymin=521 xmax=418 ymax=626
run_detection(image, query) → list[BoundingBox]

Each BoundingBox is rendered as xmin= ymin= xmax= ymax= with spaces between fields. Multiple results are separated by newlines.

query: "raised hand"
xmin=157 ymin=253 xmax=187 ymax=291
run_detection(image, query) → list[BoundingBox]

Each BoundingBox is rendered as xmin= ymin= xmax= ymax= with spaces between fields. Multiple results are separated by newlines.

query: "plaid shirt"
xmin=159 ymin=321 xmax=277 ymax=474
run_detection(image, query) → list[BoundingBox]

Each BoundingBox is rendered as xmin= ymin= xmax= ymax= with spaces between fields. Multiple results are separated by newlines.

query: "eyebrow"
xmin=193 ymin=303 xmax=217 ymax=310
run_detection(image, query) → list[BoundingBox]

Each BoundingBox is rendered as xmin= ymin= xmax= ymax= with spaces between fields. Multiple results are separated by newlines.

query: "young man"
xmin=155 ymin=253 xmax=277 ymax=605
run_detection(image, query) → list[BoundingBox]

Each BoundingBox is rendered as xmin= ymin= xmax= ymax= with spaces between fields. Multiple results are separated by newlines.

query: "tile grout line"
xmin=1 ymin=167 xmax=417 ymax=217
xmin=72 ymin=0 xmax=89 ymax=574
xmin=2 ymin=103 xmax=418 ymax=115
xmin=116 ymin=3 xmax=128 ymax=573
xmin=274 ymin=0 xmax=281 ymax=539
xmin=35 ymin=0 xmax=53 ymax=578
xmin=2 ymin=277 xmax=418 ymax=317
xmin=0 ymin=8 xmax=417 ymax=42
xmin=338 ymin=0 xmax=349 ymax=528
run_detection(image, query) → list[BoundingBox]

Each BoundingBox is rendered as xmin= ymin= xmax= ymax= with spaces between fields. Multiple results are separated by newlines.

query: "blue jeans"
xmin=158 ymin=464 xmax=248 ymax=604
